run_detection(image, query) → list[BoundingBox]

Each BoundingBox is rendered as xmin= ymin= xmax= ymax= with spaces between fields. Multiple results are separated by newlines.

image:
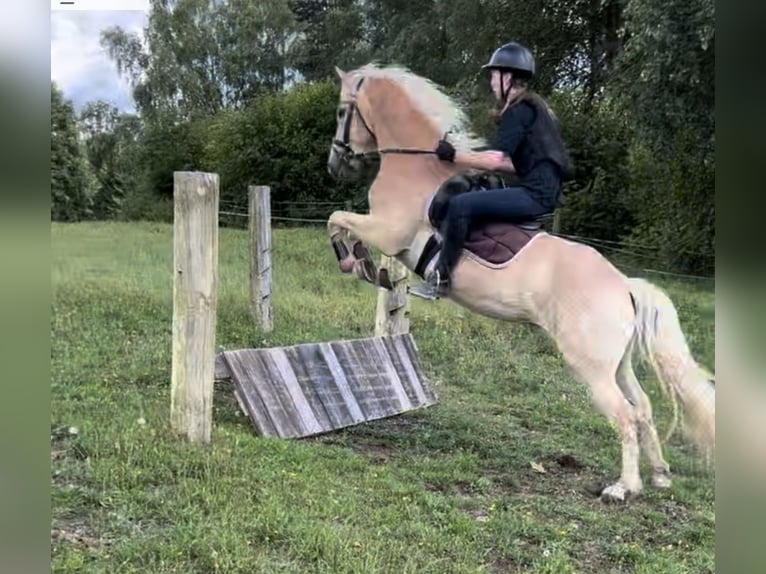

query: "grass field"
xmin=51 ymin=221 xmax=715 ymax=573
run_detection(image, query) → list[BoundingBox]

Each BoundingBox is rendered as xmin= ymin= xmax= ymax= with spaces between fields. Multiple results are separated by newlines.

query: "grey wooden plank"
xmin=253 ymin=351 xmax=304 ymax=438
xmin=221 ymin=351 xmax=279 ymax=437
xmin=233 ymin=349 xmax=300 ymax=438
xmin=317 ymin=342 xmax=366 ymax=424
xmin=235 ymin=351 xmax=288 ymax=437
xmin=397 ymin=335 xmax=435 ymax=405
xmin=368 ymin=337 xmax=414 ymax=412
xmin=214 ymin=353 xmax=230 ymax=380
xmin=380 ymin=335 xmax=422 ymax=405
xmin=282 ymin=344 xmax=335 ymax=430
xmin=296 ymin=343 xmax=356 ymax=428
xmin=331 ymin=340 xmax=392 ymax=420
xmin=270 ymin=347 xmax=324 ymax=436
xmin=220 ymin=336 xmax=437 ymax=438
xmin=383 ymin=335 xmax=433 ymax=406
xmin=398 ymin=335 xmax=437 ymax=403
xmin=352 ymin=338 xmax=405 ymax=417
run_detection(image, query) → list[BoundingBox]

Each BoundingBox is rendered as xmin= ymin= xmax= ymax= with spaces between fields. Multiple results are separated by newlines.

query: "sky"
xmin=51 ymin=6 xmax=150 ymax=113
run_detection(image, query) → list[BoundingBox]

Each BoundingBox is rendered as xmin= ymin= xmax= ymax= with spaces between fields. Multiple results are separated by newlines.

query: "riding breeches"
xmin=444 ymin=186 xmax=550 ymax=225
xmin=433 ymin=187 xmax=549 ymax=279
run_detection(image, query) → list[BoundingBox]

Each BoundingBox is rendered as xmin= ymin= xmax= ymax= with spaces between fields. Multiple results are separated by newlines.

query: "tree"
xmin=611 ymin=0 xmax=715 ymax=273
xmin=51 ymin=82 xmax=94 ymax=221
xmin=288 ymin=0 xmax=369 ymax=82
xmin=101 ymin=0 xmax=300 ymax=122
xmin=79 ymin=101 xmax=142 ymax=219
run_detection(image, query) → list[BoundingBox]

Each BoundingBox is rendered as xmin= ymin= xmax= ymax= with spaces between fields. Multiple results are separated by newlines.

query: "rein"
xmin=349 ymin=147 xmax=438 ymax=160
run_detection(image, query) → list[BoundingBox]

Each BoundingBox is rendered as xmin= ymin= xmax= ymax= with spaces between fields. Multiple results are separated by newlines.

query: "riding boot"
xmin=435 ymin=214 xmax=470 ymax=282
xmin=410 ymin=215 xmax=470 ymax=300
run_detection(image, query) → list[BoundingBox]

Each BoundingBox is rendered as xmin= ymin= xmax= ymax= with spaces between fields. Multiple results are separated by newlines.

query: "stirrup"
xmin=409 ymin=281 xmax=441 ymax=300
xmin=409 ymin=269 xmax=449 ymax=301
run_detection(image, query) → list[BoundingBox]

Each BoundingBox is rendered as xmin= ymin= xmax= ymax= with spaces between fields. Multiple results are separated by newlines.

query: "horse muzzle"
xmin=328 ymin=141 xmax=365 ymax=180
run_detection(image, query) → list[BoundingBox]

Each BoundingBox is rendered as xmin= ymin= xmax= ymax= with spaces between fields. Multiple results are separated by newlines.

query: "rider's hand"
xmin=485 ymin=150 xmax=515 ymax=172
xmin=435 ymin=139 xmax=456 ymax=162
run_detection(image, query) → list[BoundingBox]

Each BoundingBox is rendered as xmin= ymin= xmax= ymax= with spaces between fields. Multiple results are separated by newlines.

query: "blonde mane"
xmin=348 ymin=63 xmax=487 ymax=152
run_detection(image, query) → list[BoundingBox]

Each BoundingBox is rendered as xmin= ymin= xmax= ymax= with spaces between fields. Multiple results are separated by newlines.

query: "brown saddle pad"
xmin=464 ymin=223 xmax=541 ymax=265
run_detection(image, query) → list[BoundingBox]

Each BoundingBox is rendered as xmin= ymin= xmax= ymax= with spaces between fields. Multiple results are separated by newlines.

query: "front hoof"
xmin=339 ymin=256 xmax=356 ymax=273
xmin=600 ymin=483 xmax=628 ymax=503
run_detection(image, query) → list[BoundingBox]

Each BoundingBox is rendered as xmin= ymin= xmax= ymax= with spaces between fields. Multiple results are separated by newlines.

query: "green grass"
xmin=51 ymin=221 xmax=715 ymax=573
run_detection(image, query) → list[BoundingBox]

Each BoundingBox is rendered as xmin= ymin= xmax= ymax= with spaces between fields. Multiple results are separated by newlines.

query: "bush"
xmin=622 ymin=130 xmax=714 ymax=274
xmin=547 ymin=92 xmax=634 ymax=241
xmin=201 ymin=80 xmax=367 ymax=216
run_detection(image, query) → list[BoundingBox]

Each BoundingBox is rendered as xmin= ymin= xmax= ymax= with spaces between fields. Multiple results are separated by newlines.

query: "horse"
xmin=325 ymin=63 xmax=714 ymax=503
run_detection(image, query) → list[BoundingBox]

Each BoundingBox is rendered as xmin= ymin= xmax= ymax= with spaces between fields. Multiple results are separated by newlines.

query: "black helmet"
xmin=482 ymin=42 xmax=535 ymax=78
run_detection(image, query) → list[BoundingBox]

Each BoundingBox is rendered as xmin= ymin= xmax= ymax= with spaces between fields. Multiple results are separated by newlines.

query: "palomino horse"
xmin=326 ymin=64 xmax=714 ymax=503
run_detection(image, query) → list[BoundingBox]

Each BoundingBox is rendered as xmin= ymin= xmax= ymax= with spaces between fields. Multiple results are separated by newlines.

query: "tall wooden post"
xmin=171 ymin=172 xmax=219 ymax=445
xmin=249 ymin=185 xmax=273 ymax=332
xmin=553 ymin=209 xmax=561 ymax=234
xmin=375 ymin=256 xmax=410 ymax=336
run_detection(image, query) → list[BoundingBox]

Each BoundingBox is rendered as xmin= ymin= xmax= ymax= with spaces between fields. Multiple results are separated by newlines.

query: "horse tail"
xmin=628 ymin=277 xmax=715 ymax=458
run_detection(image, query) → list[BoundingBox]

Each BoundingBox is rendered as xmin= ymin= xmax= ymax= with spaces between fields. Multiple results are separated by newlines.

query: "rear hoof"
xmin=600 ymin=483 xmax=627 ymax=503
xmin=652 ymin=472 xmax=672 ymax=489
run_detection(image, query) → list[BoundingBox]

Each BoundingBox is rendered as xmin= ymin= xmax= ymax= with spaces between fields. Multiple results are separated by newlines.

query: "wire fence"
xmin=219 ymin=199 xmax=347 ymax=228
xmin=552 ymin=232 xmax=715 ymax=282
xmin=218 ymin=200 xmax=714 ymax=284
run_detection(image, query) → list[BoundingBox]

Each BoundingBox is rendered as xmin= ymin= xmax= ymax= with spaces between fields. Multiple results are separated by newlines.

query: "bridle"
xmin=332 ymin=76 xmax=438 ymax=165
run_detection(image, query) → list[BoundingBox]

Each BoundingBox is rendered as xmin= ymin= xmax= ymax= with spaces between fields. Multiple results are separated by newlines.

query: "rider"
xmin=411 ymin=41 xmax=573 ymax=299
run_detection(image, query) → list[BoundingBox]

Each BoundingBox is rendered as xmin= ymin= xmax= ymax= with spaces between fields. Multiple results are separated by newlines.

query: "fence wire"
xmin=217 ymin=204 xmax=714 ymax=282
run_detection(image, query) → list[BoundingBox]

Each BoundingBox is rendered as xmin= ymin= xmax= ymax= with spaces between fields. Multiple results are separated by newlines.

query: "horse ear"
xmin=335 ymin=66 xmax=346 ymax=81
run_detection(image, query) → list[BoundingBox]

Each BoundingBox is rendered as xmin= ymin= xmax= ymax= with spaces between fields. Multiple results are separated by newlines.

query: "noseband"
xmin=332 ymin=77 xmax=438 ymax=163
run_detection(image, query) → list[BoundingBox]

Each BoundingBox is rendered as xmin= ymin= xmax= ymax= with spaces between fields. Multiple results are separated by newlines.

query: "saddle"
xmin=424 ymin=172 xmax=550 ymax=268
xmin=464 ymin=217 xmax=548 ymax=264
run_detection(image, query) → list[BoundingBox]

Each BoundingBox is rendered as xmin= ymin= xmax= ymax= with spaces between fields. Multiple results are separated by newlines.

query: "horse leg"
xmin=327 ymin=226 xmax=384 ymax=287
xmin=330 ymin=228 xmax=357 ymax=274
xmin=328 ymin=210 xmax=415 ymax=288
xmin=616 ymin=339 xmax=672 ymax=489
xmin=553 ymin=294 xmax=642 ymax=502
xmin=580 ymin=366 xmax=643 ymax=502
xmin=328 ymin=210 xmax=413 ymax=257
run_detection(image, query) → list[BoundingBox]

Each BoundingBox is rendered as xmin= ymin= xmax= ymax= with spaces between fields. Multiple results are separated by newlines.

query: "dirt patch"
xmin=309 ymin=433 xmax=397 ymax=465
xmin=488 ymin=556 xmax=520 ymax=573
xmin=50 ymin=516 xmax=107 ymax=554
xmin=309 ymin=413 xmax=430 ymax=462
xmin=351 ymin=443 xmax=393 ymax=465
xmin=51 ymin=527 xmax=100 ymax=551
xmin=554 ymin=453 xmax=584 ymax=471
xmin=360 ymin=413 xmax=428 ymax=435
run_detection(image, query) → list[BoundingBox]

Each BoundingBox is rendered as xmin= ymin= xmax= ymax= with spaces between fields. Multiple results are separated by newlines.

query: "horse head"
xmin=327 ymin=64 xmax=486 ymax=187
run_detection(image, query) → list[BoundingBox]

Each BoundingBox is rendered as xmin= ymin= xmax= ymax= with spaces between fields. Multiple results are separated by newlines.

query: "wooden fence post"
xmin=249 ymin=185 xmax=273 ymax=332
xmin=553 ymin=209 xmax=561 ymax=234
xmin=375 ymin=256 xmax=410 ymax=336
xmin=171 ymin=172 xmax=219 ymax=445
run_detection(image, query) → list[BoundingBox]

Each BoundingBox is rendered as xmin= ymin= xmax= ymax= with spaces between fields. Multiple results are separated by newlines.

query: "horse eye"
xmin=337 ymin=108 xmax=346 ymax=120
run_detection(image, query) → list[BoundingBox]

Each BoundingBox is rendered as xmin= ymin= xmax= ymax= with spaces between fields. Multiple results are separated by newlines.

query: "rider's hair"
xmin=492 ymin=75 xmax=530 ymax=124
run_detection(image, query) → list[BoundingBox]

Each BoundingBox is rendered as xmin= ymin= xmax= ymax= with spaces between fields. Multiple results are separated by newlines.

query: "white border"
xmin=51 ymin=1 xmax=149 ymax=11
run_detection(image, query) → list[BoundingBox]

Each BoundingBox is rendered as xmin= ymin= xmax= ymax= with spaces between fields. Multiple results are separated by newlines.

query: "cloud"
xmin=51 ymin=10 xmax=148 ymax=113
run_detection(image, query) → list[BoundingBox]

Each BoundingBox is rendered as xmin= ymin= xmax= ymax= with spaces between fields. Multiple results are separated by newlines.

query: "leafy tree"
xmin=101 ymin=0 xmax=300 ymax=122
xmin=51 ymin=82 xmax=95 ymax=221
xmin=288 ymin=0 xmax=369 ymax=82
xmin=611 ymin=0 xmax=714 ymax=272
xmin=79 ymin=101 xmax=135 ymax=219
